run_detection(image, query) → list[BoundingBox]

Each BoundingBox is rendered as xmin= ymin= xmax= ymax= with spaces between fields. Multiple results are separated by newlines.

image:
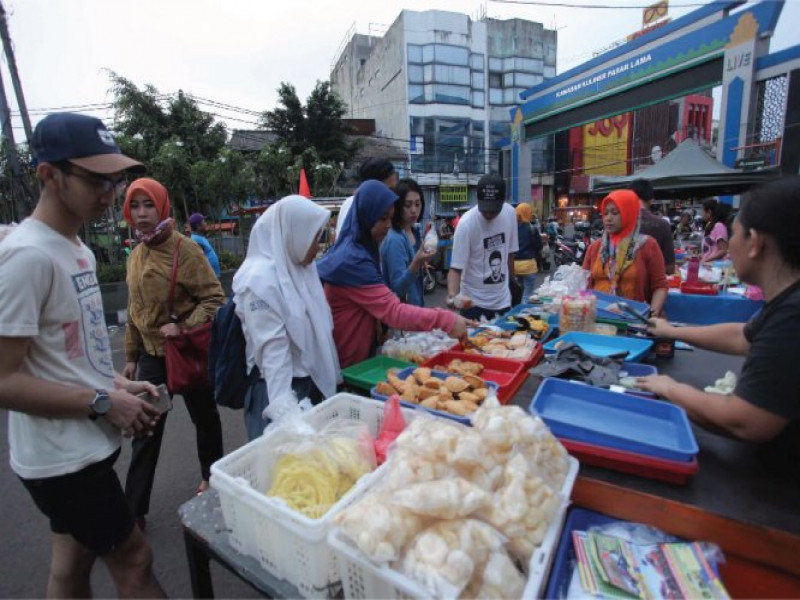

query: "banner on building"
xmin=439 ymin=185 xmax=468 ymax=204
xmin=582 ymin=114 xmax=631 ymax=176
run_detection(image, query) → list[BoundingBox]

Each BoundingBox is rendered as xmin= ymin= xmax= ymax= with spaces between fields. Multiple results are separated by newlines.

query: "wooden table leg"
xmin=183 ymin=528 xmax=214 ymax=599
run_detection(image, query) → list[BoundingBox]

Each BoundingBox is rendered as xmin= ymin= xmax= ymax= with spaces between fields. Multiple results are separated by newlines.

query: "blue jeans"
xmin=244 ymin=376 xmax=323 ymax=440
xmin=519 ymin=273 xmax=537 ymax=303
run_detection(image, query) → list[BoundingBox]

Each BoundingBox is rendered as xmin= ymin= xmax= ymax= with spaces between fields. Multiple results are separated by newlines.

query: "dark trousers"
xmin=460 ymin=305 xmax=510 ymax=321
xmin=125 ymin=353 xmax=224 ymax=517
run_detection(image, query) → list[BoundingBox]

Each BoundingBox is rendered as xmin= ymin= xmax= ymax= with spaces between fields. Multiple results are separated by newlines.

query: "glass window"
xmin=408 ymin=65 xmax=423 ymax=83
xmin=503 ymin=73 xmax=514 ymax=88
xmin=471 ymin=90 xmax=485 ymax=108
xmin=471 ymin=72 xmax=485 ymax=89
xmin=502 ymin=57 xmax=515 ymax=72
xmin=515 ymin=73 xmax=542 ymax=88
xmin=473 ymin=120 xmax=485 ymax=133
xmin=408 ymin=44 xmax=423 ymax=64
xmin=432 ymin=64 xmax=469 ymax=85
xmin=513 ymin=57 xmax=543 ymax=73
xmin=422 ymin=44 xmax=435 ymax=63
xmin=544 ymin=66 xmax=556 ymax=78
xmin=504 ymin=89 xmax=519 ymax=104
xmin=489 ymin=57 xmax=502 ymax=71
xmin=470 ymin=53 xmax=484 ymax=70
xmin=489 ymin=88 xmax=503 ymax=105
xmin=434 ymin=45 xmax=469 ymax=66
xmin=423 ymin=64 xmax=435 ymax=82
xmin=410 ymin=117 xmax=425 ymax=135
xmin=490 ymin=121 xmax=510 ymax=136
xmin=488 ymin=73 xmax=502 ymax=88
xmin=408 ymin=84 xmax=424 ymax=104
xmin=432 ymin=84 xmax=470 ymax=105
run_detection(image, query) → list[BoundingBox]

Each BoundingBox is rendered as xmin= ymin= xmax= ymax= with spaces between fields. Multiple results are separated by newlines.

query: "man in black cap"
xmin=0 ymin=113 xmax=166 ymax=597
xmin=447 ymin=174 xmax=519 ymax=319
xmin=334 ymin=157 xmax=398 ymax=241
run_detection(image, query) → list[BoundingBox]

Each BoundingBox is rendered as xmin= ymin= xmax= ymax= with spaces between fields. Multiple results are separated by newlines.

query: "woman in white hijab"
xmin=232 ymin=195 xmax=341 ymax=439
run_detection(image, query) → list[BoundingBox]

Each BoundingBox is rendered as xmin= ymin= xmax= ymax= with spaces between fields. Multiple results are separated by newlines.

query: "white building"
xmin=330 ymin=10 xmax=557 ymax=210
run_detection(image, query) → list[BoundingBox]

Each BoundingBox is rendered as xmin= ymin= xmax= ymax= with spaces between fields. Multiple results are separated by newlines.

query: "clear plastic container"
xmin=559 ymin=292 xmax=596 ymax=333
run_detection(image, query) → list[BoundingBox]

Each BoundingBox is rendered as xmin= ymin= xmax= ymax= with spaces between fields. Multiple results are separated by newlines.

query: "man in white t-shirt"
xmin=0 ymin=113 xmax=165 ymax=597
xmin=447 ymin=174 xmax=519 ymax=320
xmin=334 ymin=157 xmax=398 ymax=242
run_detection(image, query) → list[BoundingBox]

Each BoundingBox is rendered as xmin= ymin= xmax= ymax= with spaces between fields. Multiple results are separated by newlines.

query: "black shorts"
xmin=20 ymin=449 xmax=135 ymax=556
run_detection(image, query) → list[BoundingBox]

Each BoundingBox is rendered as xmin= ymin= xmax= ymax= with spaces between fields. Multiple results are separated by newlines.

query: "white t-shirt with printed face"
xmin=450 ymin=204 xmax=519 ymax=311
xmin=0 ymin=219 xmax=119 ymax=479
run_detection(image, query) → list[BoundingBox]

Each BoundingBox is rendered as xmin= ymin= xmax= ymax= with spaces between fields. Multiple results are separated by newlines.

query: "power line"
xmin=489 ymin=0 xmax=705 ymax=8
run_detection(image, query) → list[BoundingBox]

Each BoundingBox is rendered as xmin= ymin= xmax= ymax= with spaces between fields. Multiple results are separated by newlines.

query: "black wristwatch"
xmin=89 ymin=389 xmax=112 ymax=420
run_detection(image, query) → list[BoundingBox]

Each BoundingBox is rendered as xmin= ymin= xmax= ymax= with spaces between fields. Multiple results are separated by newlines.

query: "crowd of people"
xmin=0 ymin=111 xmax=798 ymax=596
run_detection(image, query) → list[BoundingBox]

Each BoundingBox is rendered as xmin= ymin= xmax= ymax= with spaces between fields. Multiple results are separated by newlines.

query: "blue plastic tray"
xmin=618 ymin=362 xmax=658 ymax=398
xmin=543 ymin=331 xmax=653 ymax=362
xmin=371 ymin=367 xmax=499 ymax=425
xmin=591 ymin=291 xmax=650 ymax=321
xmin=529 ymin=378 xmax=698 ymax=461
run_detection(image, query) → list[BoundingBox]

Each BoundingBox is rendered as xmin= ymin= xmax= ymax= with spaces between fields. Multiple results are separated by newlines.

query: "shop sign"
xmin=440 ymin=185 xmax=468 ymax=204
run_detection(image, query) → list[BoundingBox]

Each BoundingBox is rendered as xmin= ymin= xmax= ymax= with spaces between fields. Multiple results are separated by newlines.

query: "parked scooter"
xmin=422 ymin=245 xmax=449 ymax=294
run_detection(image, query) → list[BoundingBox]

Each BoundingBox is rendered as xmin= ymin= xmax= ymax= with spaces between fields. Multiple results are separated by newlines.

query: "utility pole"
xmin=0 ymin=67 xmax=32 ymax=219
xmin=0 ymin=0 xmax=32 ymax=143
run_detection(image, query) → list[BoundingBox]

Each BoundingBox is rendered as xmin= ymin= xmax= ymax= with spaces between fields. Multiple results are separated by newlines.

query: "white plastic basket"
xmin=210 ymin=393 xmax=418 ymax=598
xmin=328 ymin=456 xmax=580 ymax=599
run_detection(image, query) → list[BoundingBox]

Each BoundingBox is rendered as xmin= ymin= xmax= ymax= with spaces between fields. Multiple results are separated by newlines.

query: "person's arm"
xmin=351 ymin=284 xmax=465 ymax=338
xmin=382 ymin=236 xmax=420 ymax=300
xmin=649 ymin=288 xmax=667 ymax=317
xmin=238 ymin=291 xmax=294 ymax=410
xmin=178 ymin=246 xmax=226 ymax=329
xmin=701 ymin=225 xmax=729 ymax=263
xmin=635 ymin=376 xmax=788 ymax=442
xmin=0 ymin=336 xmax=160 ymax=436
xmin=647 ymin=318 xmax=749 ymax=355
xmin=446 ymin=268 xmax=462 ymax=306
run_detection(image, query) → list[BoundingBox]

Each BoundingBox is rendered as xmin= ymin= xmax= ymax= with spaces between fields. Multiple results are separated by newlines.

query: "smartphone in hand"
xmin=137 ymin=384 xmax=172 ymax=413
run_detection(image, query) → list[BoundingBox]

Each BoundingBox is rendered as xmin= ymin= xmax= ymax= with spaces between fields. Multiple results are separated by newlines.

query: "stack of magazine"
xmin=571 ymin=530 xmax=730 ymax=599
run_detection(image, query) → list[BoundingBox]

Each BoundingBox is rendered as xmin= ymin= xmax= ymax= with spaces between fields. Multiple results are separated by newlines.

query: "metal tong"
xmin=617 ymin=301 xmax=652 ymax=326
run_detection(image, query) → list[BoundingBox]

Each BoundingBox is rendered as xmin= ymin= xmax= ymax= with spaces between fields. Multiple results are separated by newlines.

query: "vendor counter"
xmin=179 ymin=345 xmax=799 ymax=598
xmin=664 ymin=289 xmax=763 ymax=325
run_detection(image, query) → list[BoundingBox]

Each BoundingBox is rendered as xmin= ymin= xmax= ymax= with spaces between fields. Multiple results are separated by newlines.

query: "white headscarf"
xmin=232 ymin=195 xmax=340 ymax=396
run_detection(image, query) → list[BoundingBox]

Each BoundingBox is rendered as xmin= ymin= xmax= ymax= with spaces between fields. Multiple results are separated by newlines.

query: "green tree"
xmin=260 ymin=80 xmax=359 ymax=193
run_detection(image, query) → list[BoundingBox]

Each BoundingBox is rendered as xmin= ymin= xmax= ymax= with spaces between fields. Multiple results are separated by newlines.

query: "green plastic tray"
xmin=341 ymin=356 xmax=415 ymax=391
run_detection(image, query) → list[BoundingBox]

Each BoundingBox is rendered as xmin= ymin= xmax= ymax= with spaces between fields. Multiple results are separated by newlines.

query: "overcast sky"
xmin=4 ymin=0 xmax=799 ymax=137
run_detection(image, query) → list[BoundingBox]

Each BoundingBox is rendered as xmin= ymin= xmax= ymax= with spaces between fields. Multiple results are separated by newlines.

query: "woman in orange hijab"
xmin=583 ymin=190 xmax=668 ymax=315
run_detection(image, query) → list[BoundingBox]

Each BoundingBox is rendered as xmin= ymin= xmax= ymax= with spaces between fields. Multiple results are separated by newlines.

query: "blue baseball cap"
xmin=32 ymin=112 xmax=145 ymax=174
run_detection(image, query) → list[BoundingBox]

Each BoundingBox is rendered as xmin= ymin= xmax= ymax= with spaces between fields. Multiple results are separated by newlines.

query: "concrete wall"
xmin=101 ymin=270 xmax=235 ymax=326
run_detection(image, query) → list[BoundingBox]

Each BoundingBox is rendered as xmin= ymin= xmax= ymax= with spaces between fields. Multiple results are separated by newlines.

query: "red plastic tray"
xmin=421 ymin=350 xmax=528 ymax=404
xmin=559 ymin=437 xmax=699 ymax=485
xmin=680 ymin=281 xmax=719 ymax=295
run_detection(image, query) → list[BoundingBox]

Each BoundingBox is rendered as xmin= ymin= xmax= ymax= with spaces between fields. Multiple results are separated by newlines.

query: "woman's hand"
xmin=635 ymin=374 xmax=678 ymax=398
xmin=448 ymin=315 xmax=477 ymax=340
xmin=646 ymin=317 xmax=676 ymax=339
xmin=122 ymin=361 xmax=137 ymax=380
xmin=159 ymin=323 xmax=181 ymax=338
xmin=410 ymin=246 xmax=437 ymax=273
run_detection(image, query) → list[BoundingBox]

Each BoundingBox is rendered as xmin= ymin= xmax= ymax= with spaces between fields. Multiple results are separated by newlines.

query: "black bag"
xmin=207 ymin=298 xmax=259 ymax=409
xmin=509 ymin=276 xmax=523 ymax=306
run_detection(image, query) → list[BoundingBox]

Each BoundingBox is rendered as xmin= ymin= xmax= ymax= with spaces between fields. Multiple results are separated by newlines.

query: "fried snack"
xmin=473 ymin=388 xmax=489 ymax=402
xmin=421 ymin=397 xmax=439 ymax=409
xmin=376 ymin=381 xmax=395 ymax=396
xmin=387 ymin=371 xmax=406 ymax=394
xmin=417 ymin=387 xmax=439 ymax=401
xmin=423 ymin=379 xmax=441 ymax=390
xmin=443 ymin=400 xmax=470 ymax=416
xmin=458 ymin=391 xmax=479 ymax=405
xmin=444 ymin=376 xmax=469 ymax=393
xmin=413 ymin=367 xmax=432 ymax=383
xmin=461 ymin=374 xmax=485 ymax=389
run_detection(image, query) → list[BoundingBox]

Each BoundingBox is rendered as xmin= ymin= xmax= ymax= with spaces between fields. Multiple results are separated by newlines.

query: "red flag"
xmin=299 ymin=168 xmax=311 ymax=198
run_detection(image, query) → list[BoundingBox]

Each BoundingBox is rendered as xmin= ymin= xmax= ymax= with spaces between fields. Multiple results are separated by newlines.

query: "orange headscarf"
xmin=601 ymin=190 xmax=640 ymax=245
xmin=515 ymin=203 xmax=533 ymax=224
xmin=123 ymin=178 xmax=171 ymax=225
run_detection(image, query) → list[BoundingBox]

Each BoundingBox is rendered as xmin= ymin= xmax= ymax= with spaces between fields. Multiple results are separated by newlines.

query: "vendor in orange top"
xmin=583 ymin=190 xmax=668 ymax=316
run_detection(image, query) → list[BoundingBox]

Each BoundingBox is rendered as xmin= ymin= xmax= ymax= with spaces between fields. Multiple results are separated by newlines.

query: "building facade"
xmin=330 ymin=10 xmax=557 ymax=213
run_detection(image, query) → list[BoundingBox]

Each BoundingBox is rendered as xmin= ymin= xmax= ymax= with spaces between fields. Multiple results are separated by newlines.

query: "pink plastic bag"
xmin=375 ymin=394 xmax=406 ymax=465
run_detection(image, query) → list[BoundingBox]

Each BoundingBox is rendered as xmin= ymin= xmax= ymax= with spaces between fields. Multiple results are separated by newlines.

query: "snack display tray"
xmin=543 ymin=331 xmax=653 ymax=362
xmin=341 ymin=356 xmax=415 ymax=391
xmin=559 ymin=437 xmax=699 ymax=485
xmin=328 ymin=456 xmax=580 ymax=600
xmin=370 ymin=367 xmax=499 ymax=425
xmin=420 ymin=350 xmax=527 ymax=403
xmin=529 ymin=378 xmax=698 ymax=462
xmin=590 ymin=290 xmax=650 ymax=321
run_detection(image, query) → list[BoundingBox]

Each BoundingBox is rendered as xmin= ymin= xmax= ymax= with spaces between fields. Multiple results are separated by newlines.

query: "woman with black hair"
xmin=701 ymin=198 xmax=732 ymax=263
xmin=379 ymin=178 xmax=436 ymax=306
xmin=638 ymin=177 xmax=800 ymax=477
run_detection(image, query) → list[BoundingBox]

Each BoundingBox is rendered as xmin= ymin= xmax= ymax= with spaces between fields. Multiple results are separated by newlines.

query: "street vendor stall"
xmin=179 ymin=342 xmax=800 ymax=598
xmin=664 ymin=288 xmax=763 ymax=325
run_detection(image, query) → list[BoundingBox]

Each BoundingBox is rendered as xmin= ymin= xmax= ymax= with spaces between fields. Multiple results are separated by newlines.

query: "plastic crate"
xmin=341 ymin=356 xmax=415 ymax=391
xmin=370 ymin=367 xmax=500 ymax=425
xmin=328 ymin=456 xmax=580 ymax=599
xmin=421 ymin=350 xmax=528 ymax=403
xmin=209 ymin=394 xmax=418 ymax=598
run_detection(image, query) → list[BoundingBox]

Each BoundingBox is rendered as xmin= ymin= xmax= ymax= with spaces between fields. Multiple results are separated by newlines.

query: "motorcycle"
xmin=553 ymin=235 xmax=587 ymax=266
xmin=422 ymin=244 xmax=449 ymax=294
